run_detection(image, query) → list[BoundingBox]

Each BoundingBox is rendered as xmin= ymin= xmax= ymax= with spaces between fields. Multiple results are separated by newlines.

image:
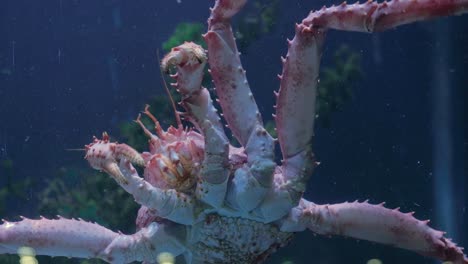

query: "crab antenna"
xmin=157 ymin=49 xmax=182 ymax=129
xmin=65 ymin=148 xmax=86 ymax=151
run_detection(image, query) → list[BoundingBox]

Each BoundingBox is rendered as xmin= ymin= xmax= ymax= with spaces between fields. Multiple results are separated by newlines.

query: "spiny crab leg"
xmin=0 ymin=217 xmax=118 ymax=260
xmin=302 ymin=0 xmax=468 ymax=32
xmin=281 ymin=199 xmax=468 ymax=263
xmin=161 ymin=42 xmax=230 ymax=208
xmin=276 ymin=0 xmax=468 ymax=208
xmin=85 ymin=134 xmax=196 ymax=225
xmin=205 ymin=0 xmax=277 ymax=213
xmin=204 ymin=0 xmax=258 ymax=147
xmin=274 ymin=24 xmax=322 ymax=210
xmin=0 ymin=217 xmax=186 ymax=263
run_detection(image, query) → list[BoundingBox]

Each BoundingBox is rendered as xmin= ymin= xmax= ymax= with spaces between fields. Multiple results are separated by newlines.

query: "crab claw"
xmin=85 ymin=132 xmax=145 ymax=184
xmin=161 ymin=42 xmax=207 ymax=74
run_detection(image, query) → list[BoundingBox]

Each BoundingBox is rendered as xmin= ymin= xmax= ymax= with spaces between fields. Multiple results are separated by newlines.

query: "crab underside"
xmin=1 ymin=0 xmax=467 ymax=263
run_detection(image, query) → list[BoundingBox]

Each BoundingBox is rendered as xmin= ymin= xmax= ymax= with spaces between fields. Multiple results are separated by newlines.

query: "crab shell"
xmin=142 ymin=126 xmax=205 ymax=193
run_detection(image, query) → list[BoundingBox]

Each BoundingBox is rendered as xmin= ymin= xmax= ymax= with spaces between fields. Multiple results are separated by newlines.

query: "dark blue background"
xmin=0 ymin=0 xmax=467 ymax=263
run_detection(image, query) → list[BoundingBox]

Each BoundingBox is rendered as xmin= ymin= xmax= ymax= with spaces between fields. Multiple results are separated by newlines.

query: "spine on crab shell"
xmin=281 ymin=199 xmax=468 ymax=264
xmin=0 ymin=216 xmax=118 ymax=259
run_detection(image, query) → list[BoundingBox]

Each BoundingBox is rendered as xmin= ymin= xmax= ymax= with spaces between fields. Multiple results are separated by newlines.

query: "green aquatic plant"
xmin=257 ymin=0 xmax=279 ymax=34
xmin=162 ymin=23 xmax=205 ymax=53
xmin=38 ymin=167 xmax=138 ymax=232
xmin=316 ymin=45 xmax=362 ymax=127
xmin=0 ymin=159 xmax=38 ymax=264
xmin=235 ymin=0 xmax=280 ymax=52
xmin=264 ymin=120 xmax=277 ymax=138
xmin=0 ymin=159 xmax=36 ymax=217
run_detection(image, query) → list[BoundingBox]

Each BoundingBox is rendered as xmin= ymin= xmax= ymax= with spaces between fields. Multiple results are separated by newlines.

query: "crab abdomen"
xmin=188 ymin=214 xmax=292 ymax=264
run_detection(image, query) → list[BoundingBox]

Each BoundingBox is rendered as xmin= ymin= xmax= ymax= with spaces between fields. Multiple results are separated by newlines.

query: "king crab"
xmin=1 ymin=0 xmax=467 ymax=263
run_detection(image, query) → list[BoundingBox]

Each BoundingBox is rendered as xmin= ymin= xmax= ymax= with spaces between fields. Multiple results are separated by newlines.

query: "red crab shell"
xmin=141 ymin=126 xmax=205 ymax=192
